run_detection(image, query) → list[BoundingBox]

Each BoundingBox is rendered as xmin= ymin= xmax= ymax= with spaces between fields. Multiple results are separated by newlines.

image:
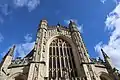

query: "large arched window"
xmin=49 ymin=38 xmax=77 ymax=78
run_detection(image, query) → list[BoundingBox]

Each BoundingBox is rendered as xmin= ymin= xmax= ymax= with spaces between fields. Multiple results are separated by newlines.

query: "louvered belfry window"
xmin=49 ymin=38 xmax=77 ymax=78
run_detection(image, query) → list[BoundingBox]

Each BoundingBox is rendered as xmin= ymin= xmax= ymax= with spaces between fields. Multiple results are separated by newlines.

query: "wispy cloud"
xmin=14 ymin=33 xmax=35 ymax=58
xmin=0 ymin=16 xmax=4 ymax=23
xmin=0 ymin=4 xmax=12 ymax=16
xmin=94 ymin=3 xmax=120 ymax=70
xmin=0 ymin=33 xmax=4 ymax=43
xmin=100 ymin=0 xmax=107 ymax=4
xmin=24 ymin=33 xmax=32 ymax=42
xmin=0 ymin=4 xmax=12 ymax=23
xmin=0 ymin=0 xmax=40 ymax=24
xmin=14 ymin=41 xmax=35 ymax=58
xmin=1 ymin=33 xmax=35 ymax=59
xmin=13 ymin=0 xmax=40 ymax=12
xmin=64 ymin=19 xmax=83 ymax=33
xmin=114 ymin=0 xmax=120 ymax=4
xmin=13 ymin=33 xmax=35 ymax=58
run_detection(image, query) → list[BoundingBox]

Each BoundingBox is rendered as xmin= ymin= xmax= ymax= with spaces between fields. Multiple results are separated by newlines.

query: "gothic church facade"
xmin=0 ymin=20 xmax=120 ymax=80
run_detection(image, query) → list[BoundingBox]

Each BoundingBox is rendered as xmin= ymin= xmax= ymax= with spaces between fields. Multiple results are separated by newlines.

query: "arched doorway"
xmin=48 ymin=38 xmax=77 ymax=78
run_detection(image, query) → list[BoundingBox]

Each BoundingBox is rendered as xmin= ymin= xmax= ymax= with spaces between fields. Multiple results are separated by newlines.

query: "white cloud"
xmin=64 ymin=19 xmax=83 ymax=33
xmin=24 ymin=33 xmax=32 ymax=42
xmin=114 ymin=0 xmax=120 ymax=4
xmin=15 ymin=41 xmax=35 ymax=58
xmin=0 ymin=16 xmax=4 ymax=23
xmin=0 ymin=4 xmax=12 ymax=23
xmin=13 ymin=0 xmax=40 ymax=12
xmin=100 ymin=0 xmax=107 ymax=4
xmin=1 ymin=33 xmax=35 ymax=59
xmin=95 ymin=3 xmax=120 ymax=70
xmin=0 ymin=0 xmax=40 ymax=24
xmin=0 ymin=33 xmax=4 ymax=43
xmin=0 ymin=4 xmax=12 ymax=16
xmin=14 ymin=33 xmax=35 ymax=58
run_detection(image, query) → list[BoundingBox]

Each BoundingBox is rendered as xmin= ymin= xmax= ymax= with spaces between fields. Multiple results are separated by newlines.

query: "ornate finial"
xmin=40 ymin=19 xmax=48 ymax=26
xmin=70 ymin=20 xmax=73 ymax=23
xmin=11 ymin=44 xmax=16 ymax=49
xmin=57 ymin=22 xmax=60 ymax=27
xmin=9 ymin=45 xmax=16 ymax=56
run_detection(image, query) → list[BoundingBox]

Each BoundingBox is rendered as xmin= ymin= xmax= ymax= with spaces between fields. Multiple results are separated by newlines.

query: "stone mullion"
xmin=58 ymin=39 xmax=62 ymax=77
xmin=68 ymin=47 xmax=75 ymax=77
xmin=55 ymin=46 xmax=58 ymax=78
xmin=65 ymin=47 xmax=71 ymax=77
xmin=62 ymin=43 xmax=66 ymax=68
xmin=52 ymin=46 xmax=54 ymax=77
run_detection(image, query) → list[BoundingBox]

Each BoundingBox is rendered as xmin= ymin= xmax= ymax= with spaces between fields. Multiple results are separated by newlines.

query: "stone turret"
xmin=69 ymin=20 xmax=79 ymax=32
xmin=27 ymin=19 xmax=48 ymax=80
xmin=0 ymin=45 xmax=15 ymax=75
xmin=39 ymin=19 xmax=48 ymax=30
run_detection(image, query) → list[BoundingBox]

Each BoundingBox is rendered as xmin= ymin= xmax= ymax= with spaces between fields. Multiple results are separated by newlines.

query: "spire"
xmin=101 ymin=49 xmax=110 ymax=59
xmin=3 ymin=45 xmax=16 ymax=59
xmin=0 ymin=45 xmax=16 ymax=68
xmin=57 ymin=22 xmax=60 ymax=27
xmin=8 ymin=45 xmax=16 ymax=56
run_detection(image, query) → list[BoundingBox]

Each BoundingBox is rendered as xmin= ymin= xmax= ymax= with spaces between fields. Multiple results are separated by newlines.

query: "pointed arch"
xmin=45 ymin=35 xmax=81 ymax=78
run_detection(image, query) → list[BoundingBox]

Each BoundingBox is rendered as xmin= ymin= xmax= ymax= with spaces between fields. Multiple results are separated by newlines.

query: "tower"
xmin=0 ymin=19 xmax=119 ymax=80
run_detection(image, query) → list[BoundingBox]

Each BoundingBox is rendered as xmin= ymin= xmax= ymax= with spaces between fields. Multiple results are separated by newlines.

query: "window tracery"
xmin=49 ymin=38 xmax=77 ymax=78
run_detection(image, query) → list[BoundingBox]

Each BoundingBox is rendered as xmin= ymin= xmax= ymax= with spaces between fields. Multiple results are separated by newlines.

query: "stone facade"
xmin=0 ymin=20 xmax=120 ymax=80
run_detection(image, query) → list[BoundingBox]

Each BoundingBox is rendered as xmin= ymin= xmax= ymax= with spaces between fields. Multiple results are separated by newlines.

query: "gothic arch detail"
xmin=45 ymin=35 xmax=81 ymax=78
xmin=48 ymin=38 xmax=77 ymax=78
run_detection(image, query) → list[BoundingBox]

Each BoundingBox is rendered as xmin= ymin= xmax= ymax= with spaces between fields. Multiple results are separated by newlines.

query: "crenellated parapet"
xmin=46 ymin=26 xmax=71 ymax=39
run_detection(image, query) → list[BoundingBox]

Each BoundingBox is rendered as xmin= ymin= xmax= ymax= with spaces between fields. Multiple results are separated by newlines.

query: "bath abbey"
xmin=0 ymin=20 xmax=120 ymax=80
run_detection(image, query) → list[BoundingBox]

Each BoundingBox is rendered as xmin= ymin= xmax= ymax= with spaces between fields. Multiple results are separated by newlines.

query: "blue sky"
xmin=0 ymin=0 xmax=120 ymax=70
